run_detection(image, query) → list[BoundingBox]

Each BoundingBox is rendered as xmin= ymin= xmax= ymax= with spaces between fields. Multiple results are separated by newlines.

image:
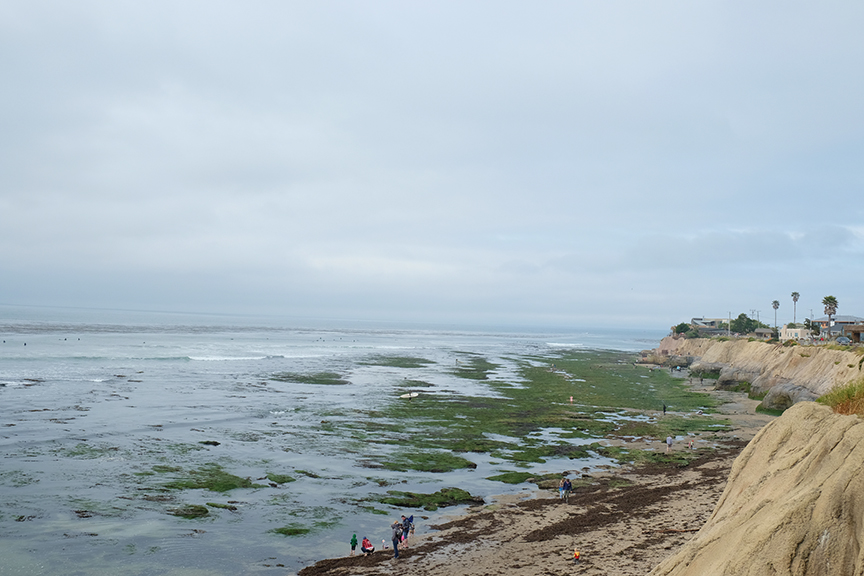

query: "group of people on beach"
xmin=558 ymin=476 xmax=572 ymax=501
xmin=349 ymin=514 xmax=414 ymax=559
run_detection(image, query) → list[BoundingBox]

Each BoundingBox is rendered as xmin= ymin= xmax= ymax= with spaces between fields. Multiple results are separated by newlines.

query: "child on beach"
xmin=360 ymin=537 xmax=374 ymax=555
xmin=350 ymin=533 xmax=357 ymax=556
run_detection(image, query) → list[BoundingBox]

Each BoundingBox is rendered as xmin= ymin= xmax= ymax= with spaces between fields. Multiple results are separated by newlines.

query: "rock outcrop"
xmin=761 ymin=383 xmax=818 ymax=411
xmin=652 ymin=336 xmax=862 ymax=398
xmin=649 ymin=402 xmax=864 ymax=576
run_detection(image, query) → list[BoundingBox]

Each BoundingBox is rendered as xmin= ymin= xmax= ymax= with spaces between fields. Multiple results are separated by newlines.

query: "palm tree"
xmin=791 ymin=292 xmax=800 ymax=324
xmin=772 ymin=300 xmax=780 ymax=333
xmin=822 ymin=295 xmax=838 ymax=338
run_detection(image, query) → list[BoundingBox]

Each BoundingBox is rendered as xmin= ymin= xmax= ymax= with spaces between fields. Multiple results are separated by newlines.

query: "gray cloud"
xmin=2 ymin=1 xmax=863 ymax=327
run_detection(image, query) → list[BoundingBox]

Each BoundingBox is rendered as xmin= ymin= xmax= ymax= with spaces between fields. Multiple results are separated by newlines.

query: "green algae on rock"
xmin=375 ymin=487 xmax=484 ymax=511
xmin=269 ymin=372 xmax=350 ymax=385
xmin=271 ymin=525 xmax=311 ymax=536
xmin=380 ymin=451 xmax=477 ymax=473
xmin=486 ymin=471 xmax=536 ymax=484
xmin=592 ymin=443 xmax=707 ymax=468
xmin=359 ymin=356 xmax=436 ymax=368
xmin=374 ymin=350 xmax=723 ymax=472
xmin=170 ymin=504 xmax=209 ymax=519
xmin=206 ymin=502 xmax=238 ymax=510
xmin=160 ymin=464 xmax=267 ymax=492
xmin=266 ymin=473 xmax=296 ymax=484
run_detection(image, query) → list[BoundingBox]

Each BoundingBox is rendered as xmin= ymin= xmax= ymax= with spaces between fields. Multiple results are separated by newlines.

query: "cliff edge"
xmin=649 ymin=402 xmax=864 ymax=576
xmin=653 ymin=337 xmax=862 ymax=402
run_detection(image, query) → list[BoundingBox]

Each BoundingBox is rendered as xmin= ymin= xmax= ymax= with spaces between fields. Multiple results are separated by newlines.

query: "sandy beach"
xmin=299 ymin=375 xmax=774 ymax=576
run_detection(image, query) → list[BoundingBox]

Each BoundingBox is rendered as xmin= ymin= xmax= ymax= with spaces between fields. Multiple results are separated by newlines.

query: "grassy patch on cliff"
xmin=818 ymin=377 xmax=864 ymax=417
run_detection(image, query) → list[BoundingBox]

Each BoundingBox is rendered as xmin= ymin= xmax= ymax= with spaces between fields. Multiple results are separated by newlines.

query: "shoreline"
xmin=298 ymin=372 xmax=775 ymax=576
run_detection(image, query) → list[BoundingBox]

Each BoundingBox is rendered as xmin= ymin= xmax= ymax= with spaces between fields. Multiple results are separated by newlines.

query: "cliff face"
xmin=649 ymin=403 xmax=864 ymax=576
xmin=655 ymin=336 xmax=862 ymax=398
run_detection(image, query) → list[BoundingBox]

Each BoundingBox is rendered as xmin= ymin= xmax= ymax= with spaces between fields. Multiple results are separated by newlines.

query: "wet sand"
xmin=298 ymin=374 xmax=774 ymax=576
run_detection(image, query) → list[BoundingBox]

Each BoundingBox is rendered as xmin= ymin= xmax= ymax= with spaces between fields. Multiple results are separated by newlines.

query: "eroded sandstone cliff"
xmin=649 ymin=402 xmax=864 ymax=576
xmin=653 ymin=336 xmax=862 ymax=402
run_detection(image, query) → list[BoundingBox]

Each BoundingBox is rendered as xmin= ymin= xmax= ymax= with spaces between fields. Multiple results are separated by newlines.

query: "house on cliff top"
xmin=813 ymin=315 xmax=864 ymax=338
xmin=780 ymin=324 xmax=811 ymax=340
xmin=690 ymin=317 xmax=729 ymax=337
xmin=691 ymin=317 xmax=726 ymax=328
xmin=752 ymin=328 xmax=773 ymax=339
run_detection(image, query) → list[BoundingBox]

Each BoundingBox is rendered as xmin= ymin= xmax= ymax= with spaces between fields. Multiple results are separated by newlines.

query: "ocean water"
xmin=0 ymin=305 xmax=665 ymax=575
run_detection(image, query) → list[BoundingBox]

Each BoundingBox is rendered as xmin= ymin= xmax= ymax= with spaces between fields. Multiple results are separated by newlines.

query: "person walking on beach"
xmin=390 ymin=520 xmax=402 ymax=559
xmin=666 ymin=436 xmax=673 ymax=453
xmin=401 ymin=515 xmax=413 ymax=547
xmin=350 ymin=533 xmax=357 ymax=556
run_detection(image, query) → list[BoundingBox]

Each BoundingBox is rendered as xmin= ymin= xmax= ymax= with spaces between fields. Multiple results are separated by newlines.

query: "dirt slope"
xmin=649 ymin=402 xmax=864 ymax=576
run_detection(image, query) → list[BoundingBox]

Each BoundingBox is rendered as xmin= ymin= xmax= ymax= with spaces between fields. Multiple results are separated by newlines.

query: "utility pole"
xmin=728 ymin=312 xmax=731 ymax=337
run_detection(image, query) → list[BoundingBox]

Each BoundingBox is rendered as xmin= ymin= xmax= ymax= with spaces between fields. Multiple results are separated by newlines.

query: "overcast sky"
xmin=1 ymin=1 xmax=862 ymax=329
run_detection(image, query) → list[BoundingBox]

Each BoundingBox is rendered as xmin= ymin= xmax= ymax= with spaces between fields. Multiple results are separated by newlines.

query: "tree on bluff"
xmin=823 ymin=295 xmax=839 ymax=338
xmin=730 ymin=313 xmax=768 ymax=335
xmin=673 ymin=322 xmax=690 ymax=335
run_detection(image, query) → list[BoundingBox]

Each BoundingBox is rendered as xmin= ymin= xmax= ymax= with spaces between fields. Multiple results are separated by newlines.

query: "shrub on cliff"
xmin=817 ymin=377 xmax=864 ymax=417
xmin=673 ymin=322 xmax=690 ymax=334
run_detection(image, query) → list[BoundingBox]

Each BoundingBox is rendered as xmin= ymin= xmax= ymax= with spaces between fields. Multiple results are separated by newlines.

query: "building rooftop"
xmin=813 ymin=315 xmax=864 ymax=323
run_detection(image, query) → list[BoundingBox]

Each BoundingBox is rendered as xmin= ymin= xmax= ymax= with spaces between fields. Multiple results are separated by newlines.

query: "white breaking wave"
xmin=188 ymin=356 xmax=268 ymax=361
